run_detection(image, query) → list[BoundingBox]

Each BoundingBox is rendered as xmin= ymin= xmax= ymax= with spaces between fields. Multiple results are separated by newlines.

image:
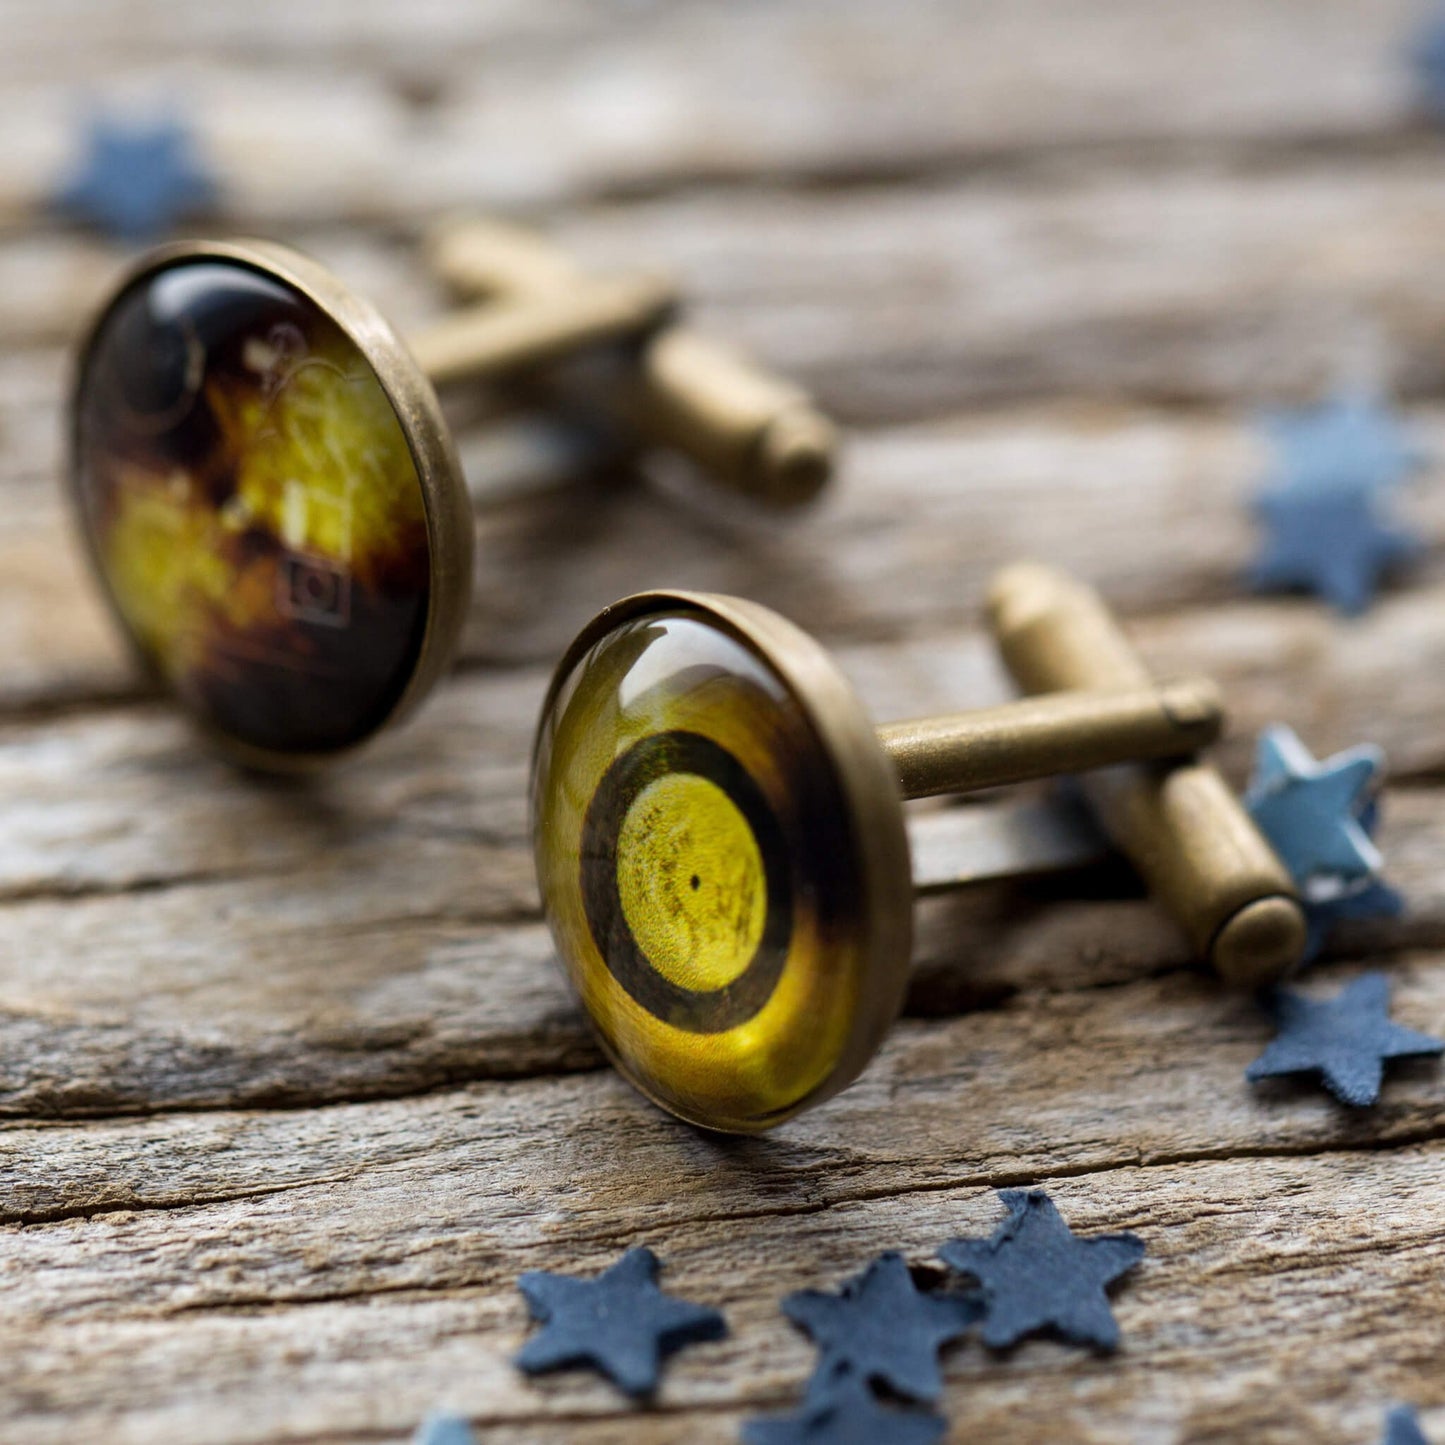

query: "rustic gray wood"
xmin=0 ymin=1 xmax=1442 ymax=1441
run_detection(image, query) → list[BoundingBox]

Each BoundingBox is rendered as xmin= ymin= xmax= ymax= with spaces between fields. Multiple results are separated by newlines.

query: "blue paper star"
xmin=1260 ymin=394 xmax=1425 ymax=497
xmin=781 ymin=1252 xmax=980 ymax=1405
xmin=741 ymin=1369 xmax=947 ymax=1445
xmin=1249 ymin=484 xmax=1421 ymax=615
xmin=1414 ymin=6 xmax=1445 ymax=123
xmin=412 ymin=1415 xmax=476 ymax=1445
xmin=1383 ymin=1404 xmax=1432 ymax=1445
xmin=938 ymin=1190 xmax=1144 ymax=1352
xmin=514 ymin=1247 xmax=726 ymax=1397
xmin=54 ymin=113 xmax=218 ymax=242
xmin=1246 ymin=972 xmax=1443 ymax=1107
xmin=1245 ymin=726 xmax=1384 ymax=885
xmin=1301 ymin=879 xmax=1406 ymax=966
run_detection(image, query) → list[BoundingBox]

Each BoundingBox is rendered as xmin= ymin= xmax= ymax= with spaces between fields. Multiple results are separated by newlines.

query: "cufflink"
xmin=530 ymin=565 xmax=1305 ymax=1133
xmin=67 ymin=232 xmax=832 ymax=769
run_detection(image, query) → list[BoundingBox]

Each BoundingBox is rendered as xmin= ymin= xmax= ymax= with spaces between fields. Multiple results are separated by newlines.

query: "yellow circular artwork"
xmin=531 ymin=595 xmax=913 ymax=1133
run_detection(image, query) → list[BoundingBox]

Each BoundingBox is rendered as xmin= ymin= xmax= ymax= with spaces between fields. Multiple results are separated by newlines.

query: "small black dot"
xmin=690 ymin=874 xmax=701 ymax=891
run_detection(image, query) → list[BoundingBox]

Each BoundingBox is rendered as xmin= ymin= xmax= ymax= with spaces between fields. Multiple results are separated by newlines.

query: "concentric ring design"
xmin=580 ymin=728 xmax=793 ymax=1033
xmin=531 ymin=597 xmax=914 ymax=1132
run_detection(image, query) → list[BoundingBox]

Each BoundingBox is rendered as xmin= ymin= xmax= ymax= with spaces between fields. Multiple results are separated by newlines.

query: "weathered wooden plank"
xmin=0 ymin=1083 xmax=1440 ymax=1442
xmin=13 ymin=150 xmax=1445 ymax=415
xmin=0 ymin=599 xmax=1439 ymax=912
xmin=1 ymin=11 xmax=1439 ymax=1442
xmin=3 ymin=395 xmax=1444 ymax=715
xmin=0 ymin=500 xmax=1441 ymax=1118
xmin=0 ymin=685 xmax=1437 ymax=1120
xmin=0 ymin=0 xmax=1425 ymax=222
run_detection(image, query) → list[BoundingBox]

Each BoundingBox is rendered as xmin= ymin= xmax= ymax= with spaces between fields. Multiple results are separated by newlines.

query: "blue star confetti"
xmin=1383 ymin=1404 xmax=1432 ymax=1445
xmin=53 ymin=113 xmax=218 ymax=242
xmin=1246 ymin=971 xmax=1442 ymax=1107
xmin=514 ymin=1246 xmax=726 ymax=1398
xmin=1245 ymin=725 xmax=1384 ymax=886
xmin=1247 ymin=394 xmax=1426 ymax=615
xmin=1245 ymin=724 xmax=1405 ymax=962
xmin=1301 ymin=879 xmax=1405 ymax=966
xmin=411 ymin=1415 xmax=476 ymax=1445
xmin=938 ymin=1190 xmax=1144 ymax=1352
xmin=742 ymin=1368 xmax=947 ymax=1445
xmin=780 ymin=1251 xmax=979 ymax=1405
xmin=1413 ymin=5 xmax=1445 ymax=123
xmin=1258 ymin=394 xmax=1424 ymax=497
xmin=1249 ymin=485 xmax=1421 ymax=616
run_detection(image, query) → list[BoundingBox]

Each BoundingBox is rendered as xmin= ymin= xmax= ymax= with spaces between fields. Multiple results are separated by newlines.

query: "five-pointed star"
xmin=1249 ymin=484 xmax=1421 ymax=616
xmin=54 ymin=114 xmax=218 ymax=242
xmin=1301 ymin=879 xmax=1404 ymax=965
xmin=1246 ymin=971 xmax=1443 ymax=1107
xmin=781 ymin=1251 xmax=980 ymax=1404
xmin=938 ymin=1190 xmax=1145 ymax=1352
xmin=742 ymin=1368 xmax=946 ymax=1445
xmin=1245 ymin=725 xmax=1384 ymax=884
xmin=1259 ymin=394 xmax=1424 ymax=497
xmin=514 ymin=1247 xmax=726 ymax=1397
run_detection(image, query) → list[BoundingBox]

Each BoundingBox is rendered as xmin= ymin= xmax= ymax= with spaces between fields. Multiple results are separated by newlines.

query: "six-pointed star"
xmin=1246 ymin=971 xmax=1443 ymax=1107
xmin=781 ymin=1251 xmax=980 ymax=1404
xmin=742 ymin=1368 xmax=946 ymax=1445
xmin=1245 ymin=725 xmax=1384 ymax=884
xmin=938 ymin=1190 xmax=1144 ymax=1352
xmin=515 ymin=1247 xmax=726 ymax=1397
xmin=54 ymin=114 xmax=218 ymax=242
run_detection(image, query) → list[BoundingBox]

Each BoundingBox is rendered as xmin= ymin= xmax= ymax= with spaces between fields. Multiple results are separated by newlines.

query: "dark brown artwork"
xmin=72 ymin=257 xmax=431 ymax=757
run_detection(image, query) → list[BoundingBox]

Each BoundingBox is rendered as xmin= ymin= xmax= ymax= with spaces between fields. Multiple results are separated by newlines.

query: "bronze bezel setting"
xmin=66 ymin=238 xmax=474 ymax=772
xmin=532 ymin=570 xmax=1307 ymax=1132
xmin=531 ymin=588 xmax=916 ymax=1134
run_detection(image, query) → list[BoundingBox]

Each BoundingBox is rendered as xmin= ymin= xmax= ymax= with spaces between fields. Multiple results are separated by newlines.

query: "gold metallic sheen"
xmin=877 ymin=678 xmax=1223 ymax=800
xmin=406 ymin=274 xmax=676 ymax=387
xmin=67 ymin=238 xmax=474 ymax=774
xmin=533 ymin=577 xmax=1275 ymax=1133
xmin=531 ymin=590 xmax=913 ymax=1134
xmin=986 ymin=562 xmax=1305 ymax=986
xmin=427 ymin=219 xmax=837 ymax=506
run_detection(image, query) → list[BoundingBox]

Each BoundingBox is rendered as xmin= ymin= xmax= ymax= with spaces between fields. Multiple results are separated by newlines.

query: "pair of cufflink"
xmin=70 ymin=222 xmax=836 ymax=770
xmin=68 ymin=228 xmax=1306 ymax=1136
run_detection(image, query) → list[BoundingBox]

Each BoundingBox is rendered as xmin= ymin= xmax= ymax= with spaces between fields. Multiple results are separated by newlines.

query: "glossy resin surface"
xmin=72 ymin=255 xmax=432 ymax=757
xmin=532 ymin=602 xmax=905 ymax=1131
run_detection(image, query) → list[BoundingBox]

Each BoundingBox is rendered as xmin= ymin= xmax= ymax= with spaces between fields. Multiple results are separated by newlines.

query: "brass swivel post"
xmin=983 ymin=564 xmax=1307 ymax=989
xmin=426 ymin=218 xmax=837 ymax=507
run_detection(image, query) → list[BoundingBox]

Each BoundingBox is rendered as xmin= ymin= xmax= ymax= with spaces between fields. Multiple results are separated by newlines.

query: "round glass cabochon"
xmin=71 ymin=256 xmax=432 ymax=756
xmin=532 ymin=603 xmax=906 ymax=1131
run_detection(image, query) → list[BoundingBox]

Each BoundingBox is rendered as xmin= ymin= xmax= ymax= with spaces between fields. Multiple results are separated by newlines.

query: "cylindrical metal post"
xmin=877 ymin=678 xmax=1223 ymax=800
xmin=986 ymin=563 xmax=1305 ymax=988
xmin=405 ymin=274 xmax=675 ymax=388
xmin=427 ymin=219 xmax=836 ymax=506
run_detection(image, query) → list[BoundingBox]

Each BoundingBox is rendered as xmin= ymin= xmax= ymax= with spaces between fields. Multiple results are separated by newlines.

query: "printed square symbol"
xmin=277 ymin=552 xmax=352 ymax=628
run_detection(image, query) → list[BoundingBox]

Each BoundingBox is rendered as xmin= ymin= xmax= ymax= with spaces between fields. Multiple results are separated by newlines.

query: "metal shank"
xmin=878 ymin=679 xmax=1223 ymax=799
xmin=986 ymin=563 xmax=1306 ymax=989
xmin=405 ymin=274 xmax=675 ymax=387
xmin=427 ymin=219 xmax=836 ymax=506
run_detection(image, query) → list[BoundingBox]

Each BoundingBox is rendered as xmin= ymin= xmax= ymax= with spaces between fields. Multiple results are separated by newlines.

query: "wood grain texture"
xmin=1 ymin=0 xmax=1442 ymax=1440
xmin=0 ymin=0 xmax=1428 ymax=218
